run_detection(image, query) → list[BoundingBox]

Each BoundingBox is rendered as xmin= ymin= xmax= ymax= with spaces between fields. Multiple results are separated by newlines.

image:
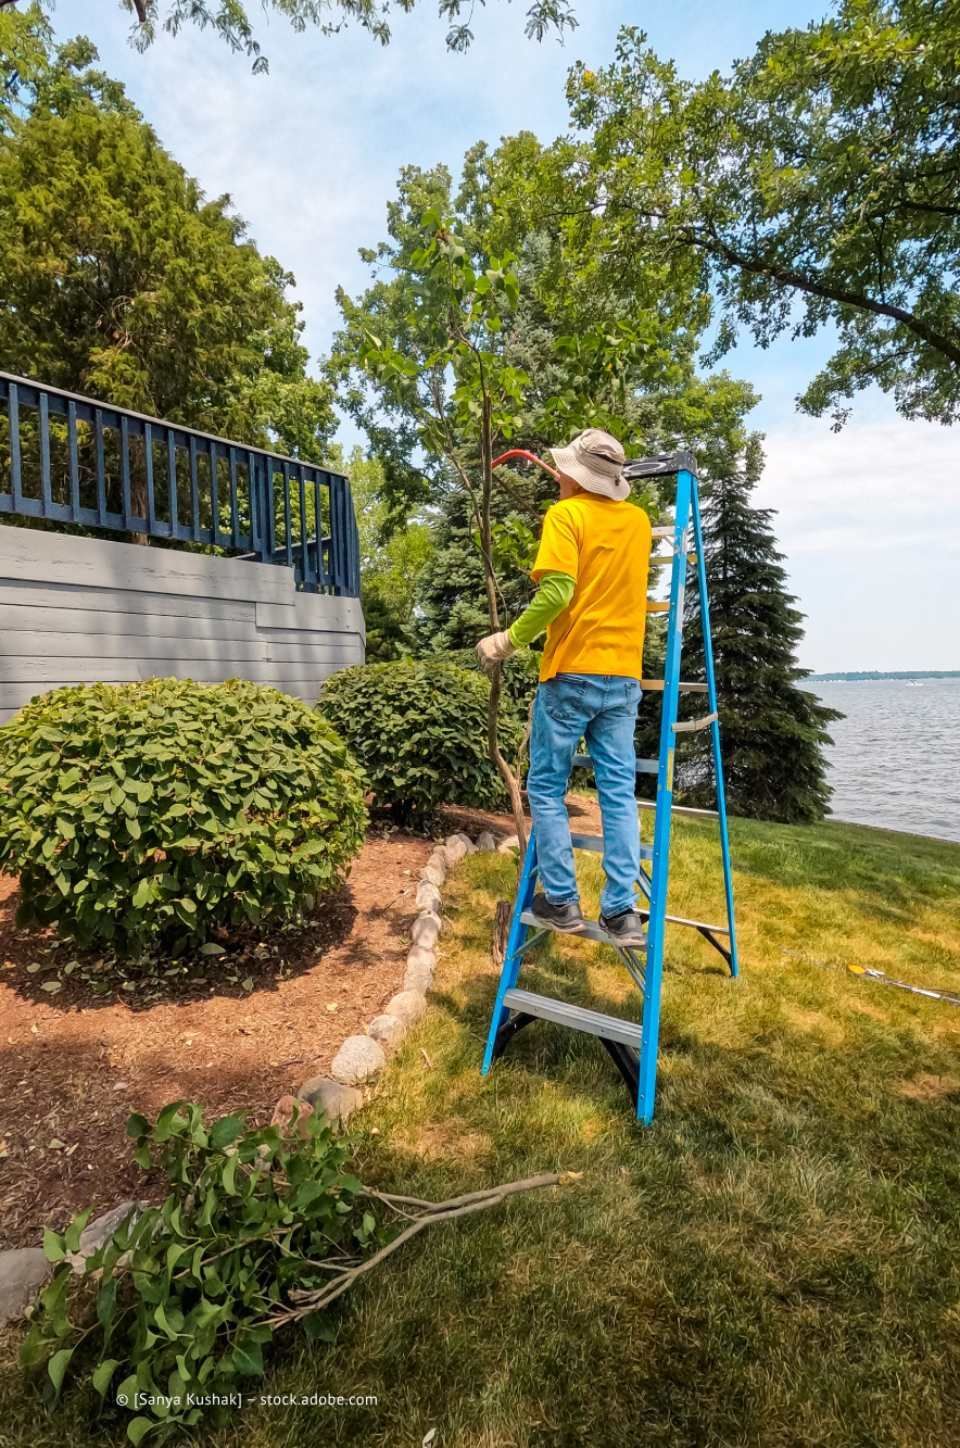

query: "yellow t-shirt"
xmin=532 ymin=494 xmax=652 ymax=683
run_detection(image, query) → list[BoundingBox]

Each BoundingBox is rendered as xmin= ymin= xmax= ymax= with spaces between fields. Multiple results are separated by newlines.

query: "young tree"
xmin=0 ymin=8 xmax=334 ymax=456
xmin=569 ymin=2 xmax=960 ymax=428
xmin=678 ymin=436 xmax=842 ymax=823
xmin=332 ymin=194 xmax=534 ymax=840
xmin=329 ymin=143 xmax=708 ymax=840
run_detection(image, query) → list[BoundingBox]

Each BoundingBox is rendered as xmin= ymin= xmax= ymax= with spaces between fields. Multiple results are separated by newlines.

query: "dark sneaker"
xmin=599 ymin=909 xmax=647 ymax=946
xmin=530 ymin=893 xmax=585 ymax=933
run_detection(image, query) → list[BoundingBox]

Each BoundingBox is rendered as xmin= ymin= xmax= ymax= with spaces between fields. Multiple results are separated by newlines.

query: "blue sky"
xmin=49 ymin=0 xmax=960 ymax=671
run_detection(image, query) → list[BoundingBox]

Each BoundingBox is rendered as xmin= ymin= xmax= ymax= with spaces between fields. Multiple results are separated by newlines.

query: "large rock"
xmin=330 ymin=1035 xmax=386 ymax=1086
xmin=476 ymin=831 xmax=497 ymax=852
xmin=367 ymin=1013 xmax=405 ymax=1048
xmin=416 ymin=881 xmax=442 ymax=913
xmin=385 ymin=989 xmax=427 ymax=1026
xmin=420 ymin=861 xmax=445 ymax=889
xmin=427 ymin=849 xmax=448 ymax=879
xmin=497 ymin=834 xmax=520 ymax=854
xmin=411 ymin=911 xmax=442 ymax=948
xmin=404 ymin=957 xmax=434 ymax=994
xmin=0 ymin=1248 xmax=52 ymax=1325
xmin=407 ymin=944 xmax=436 ymax=973
xmin=297 ymin=1076 xmax=363 ymax=1126
xmin=270 ymin=1094 xmax=315 ymax=1138
xmin=443 ymin=832 xmax=476 ymax=867
xmin=62 ymin=1200 xmax=143 ymax=1274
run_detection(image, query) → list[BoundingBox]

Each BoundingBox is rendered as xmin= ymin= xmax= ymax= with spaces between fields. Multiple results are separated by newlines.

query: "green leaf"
xmin=63 ymin=1207 xmax=92 ymax=1253
xmin=126 ymin=1112 xmax=150 ymax=1138
xmin=127 ymin=1418 xmax=156 ymax=1445
xmin=209 ymin=1113 xmax=245 ymax=1150
xmin=302 ymin=1314 xmax=337 ymax=1343
xmin=231 ymin=1338 xmax=264 ymax=1376
xmin=154 ymin=1302 xmax=179 ymax=1340
xmin=42 ymin=1228 xmax=65 ymax=1263
xmin=199 ymin=941 xmax=225 ymax=956
xmin=47 ymin=1346 xmax=74 ymax=1396
xmin=165 ymin=1242 xmax=188 ymax=1275
xmin=132 ymin=878 xmax=152 ymax=909
xmin=92 ymin=1357 xmax=120 ymax=1399
xmin=96 ymin=1277 xmax=118 ymax=1330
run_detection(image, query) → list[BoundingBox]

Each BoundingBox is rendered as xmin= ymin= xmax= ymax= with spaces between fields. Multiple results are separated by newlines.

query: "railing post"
xmin=39 ymin=392 xmax=52 ymax=518
xmin=119 ymin=415 xmax=132 ymax=528
xmin=9 ymin=383 xmax=23 ymax=511
xmin=94 ymin=408 xmax=107 ymax=525
xmin=248 ymin=450 xmax=259 ymax=557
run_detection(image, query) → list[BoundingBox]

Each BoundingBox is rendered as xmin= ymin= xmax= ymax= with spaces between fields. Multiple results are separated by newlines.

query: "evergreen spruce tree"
xmin=679 ymin=439 xmax=842 ymax=822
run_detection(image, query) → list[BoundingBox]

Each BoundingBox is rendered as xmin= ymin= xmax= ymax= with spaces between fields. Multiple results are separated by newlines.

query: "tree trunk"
xmin=479 ymin=398 xmax=527 ymax=851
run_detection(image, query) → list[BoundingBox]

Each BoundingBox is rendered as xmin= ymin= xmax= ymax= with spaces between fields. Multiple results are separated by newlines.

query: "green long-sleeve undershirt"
xmin=507 ymin=571 xmax=575 ymax=648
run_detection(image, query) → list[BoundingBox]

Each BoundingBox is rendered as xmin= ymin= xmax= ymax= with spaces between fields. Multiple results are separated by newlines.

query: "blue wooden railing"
xmin=0 ymin=372 xmax=361 ymax=597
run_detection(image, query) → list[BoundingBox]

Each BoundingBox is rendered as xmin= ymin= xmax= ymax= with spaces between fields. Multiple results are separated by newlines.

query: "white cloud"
xmin=755 ymin=406 xmax=959 ymax=670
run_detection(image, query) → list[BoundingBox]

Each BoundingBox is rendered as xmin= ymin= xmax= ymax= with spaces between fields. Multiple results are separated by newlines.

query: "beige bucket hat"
xmin=549 ymin=428 xmax=629 ymax=502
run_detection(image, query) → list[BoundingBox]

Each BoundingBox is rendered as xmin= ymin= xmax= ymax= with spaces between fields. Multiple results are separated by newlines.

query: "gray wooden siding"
xmin=0 ymin=525 xmax=364 ymax=725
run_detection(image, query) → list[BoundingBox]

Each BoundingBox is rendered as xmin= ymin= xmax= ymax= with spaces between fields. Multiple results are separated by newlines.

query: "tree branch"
xmin=684 ymin=222 xmax=960 ymax=368
xmin=267 ymin=1171 xmax=575 ymax=1328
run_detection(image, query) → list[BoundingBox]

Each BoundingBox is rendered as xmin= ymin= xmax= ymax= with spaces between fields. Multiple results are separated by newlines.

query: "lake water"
xmin=811 ymin=678 xmax=960 ymax=845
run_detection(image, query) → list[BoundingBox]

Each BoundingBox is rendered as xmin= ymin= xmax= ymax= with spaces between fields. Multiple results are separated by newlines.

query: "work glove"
xmin=475 ymin=630 xmax=517 ymax=674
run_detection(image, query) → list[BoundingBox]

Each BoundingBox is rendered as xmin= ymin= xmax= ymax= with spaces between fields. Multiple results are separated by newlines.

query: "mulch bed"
xmin=0 ymin=829 xmax=434 ymax=1250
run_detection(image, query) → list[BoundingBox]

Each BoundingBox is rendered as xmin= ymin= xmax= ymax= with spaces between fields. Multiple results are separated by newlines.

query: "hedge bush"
xmin=442 ymin=647 xmax=540 ymax=732
xmin=0 ymin=678 xmax=366 ymax=955
xmin=320 ymin=659 xmax=518 ymax=827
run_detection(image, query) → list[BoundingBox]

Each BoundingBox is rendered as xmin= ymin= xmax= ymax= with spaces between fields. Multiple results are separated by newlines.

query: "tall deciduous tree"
xmin=0 ymin=6 xmax=334 ymax=456
xmin=569 ymin=3 xmax=960 ymax=427
xmin=678 ymin=438 xmax=842 ymax=823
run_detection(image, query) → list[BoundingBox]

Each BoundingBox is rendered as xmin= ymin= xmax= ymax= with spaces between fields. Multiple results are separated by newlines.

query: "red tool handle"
xmin=490 ymin=448 xmax=560 ymax=481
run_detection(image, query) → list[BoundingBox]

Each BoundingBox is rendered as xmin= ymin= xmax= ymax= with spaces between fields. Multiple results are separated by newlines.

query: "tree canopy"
xmin=0 ymin=4 xmax=334 ymax=455
xmin=0 ymin=0 xmax=578 ymax=71
xmin=569 ymin=2 xmax=960 ymax=427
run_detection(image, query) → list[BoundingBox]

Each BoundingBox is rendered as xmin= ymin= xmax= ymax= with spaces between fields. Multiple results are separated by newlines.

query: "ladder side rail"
xmin=481 ymin=834 xmax=539 ymax=1074
xmin=636 ymin=469 xmax=693 ymax=1123
xmin=690 ymin=479 xmax=740 ymax=978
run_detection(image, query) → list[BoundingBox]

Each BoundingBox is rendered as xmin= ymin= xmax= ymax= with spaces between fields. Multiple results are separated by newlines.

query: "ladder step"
xmin=502 ymin=988 xmax=642 ymax=1050
xmin=637 ymin=907 xmax=730 ymax=937
xmin=640 ymin=679 xmax=709 ymax=693
xmin=636 ymin=799 xmax=719 ymax=819
xmin=519 ymin=909 xmax=647 ymax=950
xmin=646 ymin=600 xmax=670 ymax=613
xmin=571 ymin=832 xmax=654 ymax=861
xmin=648 ymin=551 xmax=697 ymax=566
xmin=672 ymin=711 xmax=719 ymax=734
xmin=571 ymin=753 xmax=659 ymax=776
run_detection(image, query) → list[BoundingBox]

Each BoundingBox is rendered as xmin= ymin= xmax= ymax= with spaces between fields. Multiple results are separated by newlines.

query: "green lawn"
xmin=4 ymin=811 xmax=960 ymax=1446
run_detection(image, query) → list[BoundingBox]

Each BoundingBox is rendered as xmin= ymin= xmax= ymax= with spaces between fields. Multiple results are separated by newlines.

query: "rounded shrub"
xmin=320 ymin=659 xmax=518 ymax=828
xmin=442 ymin=647 xmax=540 ymax=731
xmin=0 ymin=678 xmax=367 ymax=955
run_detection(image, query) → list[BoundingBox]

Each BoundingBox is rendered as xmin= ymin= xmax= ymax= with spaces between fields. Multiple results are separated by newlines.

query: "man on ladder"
xmin=474 ymin=430 xmax=738 ymax=1125
xmin=476 ymin=427 xmax=651 ymax=945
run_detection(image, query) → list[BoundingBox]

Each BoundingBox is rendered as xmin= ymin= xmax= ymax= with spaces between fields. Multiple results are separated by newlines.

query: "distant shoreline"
xmin=810 ymin=671 xmax=960 ymax=682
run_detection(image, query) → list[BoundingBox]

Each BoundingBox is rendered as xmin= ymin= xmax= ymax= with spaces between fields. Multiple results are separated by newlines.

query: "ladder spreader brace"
xmin=481 ymin=450 xmax=739 ymax=1124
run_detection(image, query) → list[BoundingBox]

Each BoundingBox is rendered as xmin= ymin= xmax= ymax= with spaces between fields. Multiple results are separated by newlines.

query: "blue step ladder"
xmin=481 ymin=452 xmax=739 ymax=1125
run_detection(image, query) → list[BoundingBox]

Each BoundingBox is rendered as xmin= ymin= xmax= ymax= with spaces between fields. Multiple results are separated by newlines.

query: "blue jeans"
xmin=527 ymin=673 xmax=642 ymax=918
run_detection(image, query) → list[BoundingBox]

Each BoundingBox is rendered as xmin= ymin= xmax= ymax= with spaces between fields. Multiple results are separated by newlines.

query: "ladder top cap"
xmin=624 ymin=450 xmax=698 ymax=481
